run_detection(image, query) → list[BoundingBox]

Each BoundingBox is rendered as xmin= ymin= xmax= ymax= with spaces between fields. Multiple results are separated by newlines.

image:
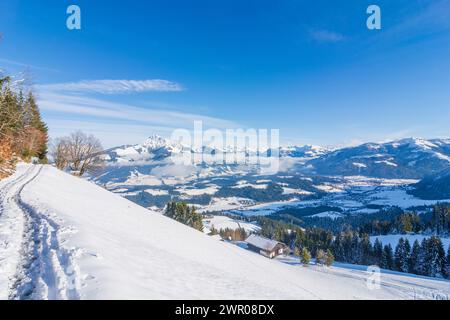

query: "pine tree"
xmin=164 ymin=201 xmax=203 ymax=232
xmin=404 ymin=239 xmax=411 ymax=258
xmin=359 ymin=234 xmax=373 ymax=265
xmin=316 ymin=249 xmax=326 ymax=266
xmin=325 ymin=249 xmax=335 ymax=267
xmin=394 ymin=238 xmax=410 ymax=273
xmin=301 ymin=248 xmax=311 ymax=266
xmin=373 ymin=238 xmax=383 ymax=266
xmin=426 ymin=236 xmax=446 ymax=277
xmin=409 ymin=240 xmax=421 ymax=274
xmin=0 ymin=77 xmax=48 ymax=165
xmin=416 ymin=239 xmax=428 ymax=276
xmin=446 ymin=246 xmax=450 ymax=279
xmin=381 ymin=244 xmax=394 ymax=270
xmin=25 ymin=92 xmax=48 ymax=160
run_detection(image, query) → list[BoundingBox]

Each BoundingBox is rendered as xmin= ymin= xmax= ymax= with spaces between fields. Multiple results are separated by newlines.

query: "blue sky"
xmin=1 ymin=0 xmax=450 ymax=148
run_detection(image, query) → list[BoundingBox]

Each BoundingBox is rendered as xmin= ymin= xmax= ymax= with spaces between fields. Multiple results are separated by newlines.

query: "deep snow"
xmin=1 ymin=164 xmax=450 ymax=300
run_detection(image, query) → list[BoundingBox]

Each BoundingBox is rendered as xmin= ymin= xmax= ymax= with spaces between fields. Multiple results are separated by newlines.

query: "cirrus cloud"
xmin=310 ymin=30 xmax=346 ymax=43
xmin=37 ymin=79 xmax=184 ymax=94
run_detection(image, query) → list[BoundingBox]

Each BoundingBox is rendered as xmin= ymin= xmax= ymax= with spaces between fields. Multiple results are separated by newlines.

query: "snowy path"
xmin=0 ymin=165 xmax=80 ymax=300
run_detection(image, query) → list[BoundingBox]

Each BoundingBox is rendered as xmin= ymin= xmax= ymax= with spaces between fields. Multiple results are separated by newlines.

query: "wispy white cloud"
xmin=310 ymin=30 xmax=346 ymax=43
xmin=366 ymin=0 xmax=450 ymax=46
xmin=37 ymin=79 xmax=184 ymax=94
xmin=37 ymin=92 xmax=241 ymax=147
xmin=0 ymin=57 xmax=59 ymax=72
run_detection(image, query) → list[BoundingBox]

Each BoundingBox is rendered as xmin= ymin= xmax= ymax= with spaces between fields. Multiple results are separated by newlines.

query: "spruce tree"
xmin=301 ymin=248 xmax=311 ymax=266
xmin=409 ymin=240 xmax=421 ymax=274
xmin=373 ymin=238 xmax=383 ymax=266
xmin=164 ymin=201 xmax=203 ymax=232
xmin=359 ymin=235 xmax=373 ymax=265
xmin=0 ymin=77 xmax=48 ymax=164
xmin=394 ymin=238 xmax=410 ymax=273
xmin=381 ymin=244 xmax=394 ymax=270
xmin=325 ymin=249 xmax=335 ymax=267
xmin=416 ymin=239 xmax=428 ymax=276
xmin=25 ymin=92 xmax=48 ymax=160
xmin=446 ymin=246 xmax=450 ymax=279
xmin=404 ymin=239 xmax=411 ymax=258
xmin=426 ymin=236 xmax=446 ymax=277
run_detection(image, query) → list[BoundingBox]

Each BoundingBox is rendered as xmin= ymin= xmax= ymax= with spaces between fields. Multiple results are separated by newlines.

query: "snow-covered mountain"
xmin=1 ymin=164 xmax=449 ymax=299
xmin=104 ymin=135 xmax=331 ymax=165
xmin=94 ymin=136 xmax=450 ymax=212
xmin=280 ymin=144 xmax=330 ymax=158
xmin=104 ymin=134 xmax=183 ymax=164
xmin=307 ymin=138 xmax=450 ymax=179
xmin=105 ymin=136 xmax=450 ymax=177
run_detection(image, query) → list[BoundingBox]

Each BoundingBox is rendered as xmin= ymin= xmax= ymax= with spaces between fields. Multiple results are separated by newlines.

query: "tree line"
xmin=165 ymin=201 xmax=203 ymax=232
xmin=0 ymin=76 xmax=48 ymax=177
xmin=299 ymin=204 xmax=450 ymax=236
xmin=0 ymin=74 xmax=105 ymax=178
xmin=256 ymin=217 xmax=450 ymax=278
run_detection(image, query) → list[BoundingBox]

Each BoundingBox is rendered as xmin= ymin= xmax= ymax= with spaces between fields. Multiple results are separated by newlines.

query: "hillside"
xmin=1 ymin=164 xmax=450 ymax=299
xmin=410 ymin=168 xmax=450 ymax=200
xmin=307 ymin=138 xmax=450 ymax=179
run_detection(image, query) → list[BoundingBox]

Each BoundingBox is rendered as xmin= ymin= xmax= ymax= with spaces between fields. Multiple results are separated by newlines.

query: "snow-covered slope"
xmin=307 ymin=138 xmax=450 ymax=179
xmin=2 ymin=164 xmax=450 ymax=300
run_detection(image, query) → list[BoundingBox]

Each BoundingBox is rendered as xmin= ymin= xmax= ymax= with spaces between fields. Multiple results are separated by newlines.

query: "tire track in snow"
xmin=0 ymin=165 xmax=81 ymax=300
xmin=0 ymin=165 xmax=38 ymax=299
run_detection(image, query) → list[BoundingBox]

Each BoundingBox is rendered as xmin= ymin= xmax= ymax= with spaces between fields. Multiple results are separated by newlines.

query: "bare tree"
xmin=51 ymin=137 xmax=70 ymax=170
xmin=52 ymin=131 xmax=105 ymax=177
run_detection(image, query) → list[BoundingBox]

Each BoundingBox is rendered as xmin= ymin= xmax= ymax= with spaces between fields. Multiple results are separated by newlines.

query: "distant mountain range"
xmin=96 ymin=136 xmax=450 ymax=207
xmin=306 ymin=138 xmax=450 ymax=179
xmin=104 ymin=136 xmax=450 ymax=179
xmin=104 ymin=134 xmax=330 ymax=164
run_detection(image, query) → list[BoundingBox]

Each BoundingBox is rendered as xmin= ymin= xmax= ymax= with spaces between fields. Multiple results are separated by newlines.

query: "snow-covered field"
xmin=1 ymin=164 xmax=450 ymax=300
xmin=309 ymin=211 xmax=345 ymax=220
xmin=202 ymin=215 xmax=261 ymax=234
xmin=222 ymin=177 xmax=450 ymax=217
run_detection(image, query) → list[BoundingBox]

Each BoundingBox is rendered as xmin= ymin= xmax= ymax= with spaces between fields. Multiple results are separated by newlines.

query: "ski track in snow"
xmin=0 ymin=165 xmax=81 ymax=300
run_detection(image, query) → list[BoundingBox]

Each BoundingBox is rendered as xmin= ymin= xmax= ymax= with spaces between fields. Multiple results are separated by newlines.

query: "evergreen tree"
xmin=381 ymin=244 xmax=394 ymax=270
xmin=359 ymin=234 xmax=373 ymax=265
xmin=316 ymin=249 xmax=326 ymax=265
xmin=164 ymin=201 xmax=203 ymax=232
xmin=373 ymin=238 xmax=383 ymax=266
xmin=394 ymin=238 xmax=410 ymax=273
xmin=301 ymin=248 xmax=311 ymax=266
xmin=325 ymin=249 xmax=335 ymax=267
xmin=425 ymin=236 xmax=446 ymax=277
xmin=25 ymin=92 xmax=48 ymax=160
xmin=409 ymin=240 xmax=421 ymax=274
xmin=0 ymin=76 xmax=48 ymax=166
xmin=446 ymin=246 xmax=450 ymax=279
xmin=404 ymin=239 xmax=411 ymax=258
xmin=416 ymin=239 xmax=428 ymax=276
xmin=209 ymin=225 xmax=219 ymax=236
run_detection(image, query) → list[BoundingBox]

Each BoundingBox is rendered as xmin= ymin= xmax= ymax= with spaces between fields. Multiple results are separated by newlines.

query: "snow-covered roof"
xmin=245 ymin=234 xmax=281 ymax=251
